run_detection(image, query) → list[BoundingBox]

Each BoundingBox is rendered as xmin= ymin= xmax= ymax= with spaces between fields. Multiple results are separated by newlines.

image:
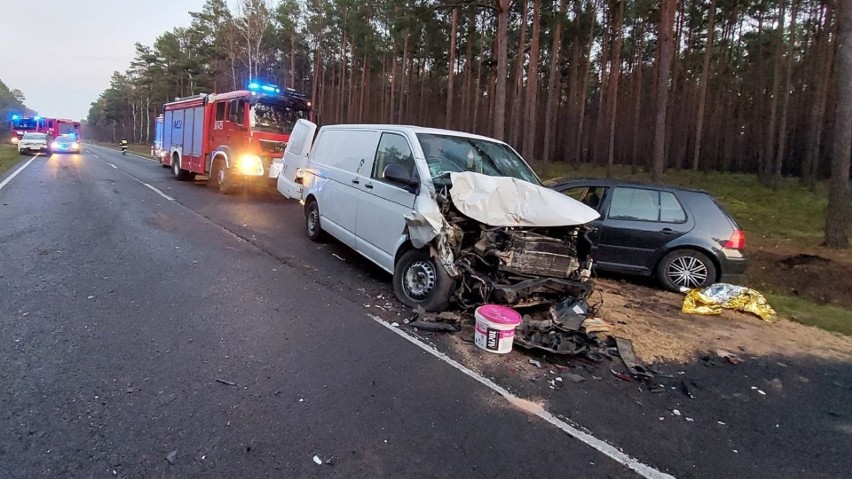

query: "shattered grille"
xmin=499 ymin=231 xmax=580 ymax=278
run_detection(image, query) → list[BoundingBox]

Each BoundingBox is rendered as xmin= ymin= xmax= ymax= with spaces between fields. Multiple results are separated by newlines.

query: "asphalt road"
xmin=1 ymin=145 xmax=850 ymax=479
xmin=0 ymin=147 xmax=638 ymax=477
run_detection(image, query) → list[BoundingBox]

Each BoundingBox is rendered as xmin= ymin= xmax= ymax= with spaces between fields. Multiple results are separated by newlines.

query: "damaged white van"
xmin=278 ymin=123 xmax=601 ymax=311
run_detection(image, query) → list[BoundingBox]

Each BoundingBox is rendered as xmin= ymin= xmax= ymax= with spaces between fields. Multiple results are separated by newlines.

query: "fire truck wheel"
xmin=210 ymin=159 xmax=235 ymax=194
xmin=172 ymin=156 xmax=192 ymax=181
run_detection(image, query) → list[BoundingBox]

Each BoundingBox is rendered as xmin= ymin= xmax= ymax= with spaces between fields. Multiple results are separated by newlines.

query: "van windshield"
xmin=416 ymin=133 xmax=540 ymax=186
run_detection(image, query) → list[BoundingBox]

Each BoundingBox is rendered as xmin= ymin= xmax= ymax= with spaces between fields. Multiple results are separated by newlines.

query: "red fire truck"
xmin=48 ymin=118 xmax=82 ymax=139
xmin=161 ymin=83 xmax=312 ymax=194
xmin=7 ymin=115 xmax=49 ymax=144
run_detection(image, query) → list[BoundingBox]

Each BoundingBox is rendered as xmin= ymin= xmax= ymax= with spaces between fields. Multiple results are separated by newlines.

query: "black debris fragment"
xmin=614 ymin=337 xmax=654 ymax=380
xmin=216 ymin=378 xmax=236 ymax=386
xmin=165 ymin=450 xmax=178 ymax=465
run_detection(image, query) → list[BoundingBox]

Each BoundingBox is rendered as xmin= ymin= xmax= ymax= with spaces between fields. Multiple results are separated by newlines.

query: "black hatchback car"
xmin=549 ymin=179 xmax=748 ymax=291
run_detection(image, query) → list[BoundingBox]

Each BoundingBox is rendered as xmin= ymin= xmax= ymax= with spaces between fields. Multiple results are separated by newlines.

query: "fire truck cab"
xmin=7 ymin=115 xmax=48 ymax=145
xmin=162 ymin=83 xmax=311 ymax=194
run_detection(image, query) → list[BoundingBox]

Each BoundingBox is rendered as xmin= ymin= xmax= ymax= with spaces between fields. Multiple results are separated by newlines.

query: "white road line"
xmin=369 ymin=315 xmax=675 ymax=479
xmin=0 ymin=155 xmax=39 ymax=192
xmin=108 ymin=163 xmax=118 ymax=169
xmin=143 ymin=183 xmax=175 ymax=201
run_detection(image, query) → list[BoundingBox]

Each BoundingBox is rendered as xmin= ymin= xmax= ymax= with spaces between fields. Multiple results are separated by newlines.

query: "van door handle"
xmin=364 ymin=183 xmax=374 ymax=190
xmin=351 ymin=179 xmax=360 ymax=185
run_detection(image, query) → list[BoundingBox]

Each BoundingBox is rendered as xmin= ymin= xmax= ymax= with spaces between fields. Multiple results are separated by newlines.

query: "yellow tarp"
xmin=682 ymin=283 xmax=777 ymax=322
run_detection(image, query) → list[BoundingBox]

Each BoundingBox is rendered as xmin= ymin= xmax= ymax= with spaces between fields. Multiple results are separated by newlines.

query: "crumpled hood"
xmin=448 ymin=172 xmax=600 ymax=227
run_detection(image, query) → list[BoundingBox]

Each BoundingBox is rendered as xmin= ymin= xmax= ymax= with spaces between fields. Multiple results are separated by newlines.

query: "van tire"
xmin=393 ymin=249 xmax=453 ymax=312
xmin=172 ymin=155 xmax=191 ymax=181
xmin=305 ymin=200 xmax=325 ymax=242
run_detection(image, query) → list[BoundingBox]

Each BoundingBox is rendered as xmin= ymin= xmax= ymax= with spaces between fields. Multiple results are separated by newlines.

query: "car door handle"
xmin=660 ymin=228 xmax=676 ymax=235
xmin=351 ymin=178 xmax=360 ymax=185
xmin=364 ymin=183 xmax=374 ymax=190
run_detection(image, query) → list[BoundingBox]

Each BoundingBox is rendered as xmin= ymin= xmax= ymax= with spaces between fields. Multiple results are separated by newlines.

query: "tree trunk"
xmin=774 ymin=0 xmax=799 ymax=185
xmin=631 ymin=25 xmax=645 ymax=167
xmin=574 ymin=0 xmax=597 ymax=165
xmin=824 ymin=0 xmax=851 ymax=248
xmin=605 ymin=0 xmax=624 ymax=176
xmin=398 ymin=30 xmax=410 ymax=124
xmin=290 ymin=31 xmax=297 ymax=88
xmin=592 ymin=4 xmax=611 ymax=166
xmin=523 ymin=0 xmax=542 ymax=159
xmin=651 ymin=0 xmax=677 ymax=182
xmin=463 ymin=14 xmax=475 ymax=128
xmin=543 ymin=0 xmax=566 ymax=162
xmin=446 ymin=8 xmax=458 ymax=129
xmin=763 ymin=0 xmax=787 ymax=182
xmin=510 ymin=0 xmax=528 ymax=147
xmin=692 ymin=0 xmax=717 ymax=171
xmin=803 ymin=3 xmax=834 ymax=188
xmin=493 ymin=0 xmax=511 ymax=140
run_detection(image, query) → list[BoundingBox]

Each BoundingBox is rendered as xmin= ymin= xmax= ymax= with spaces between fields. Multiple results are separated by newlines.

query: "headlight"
xmin=51 ymin=142 xmax=59 ymax=149
xmin=237 ymin=154 xmax=264 ymax=175
xmin=11 ymin=137 xmax=19 ymax=144
xmin=72 ymin=142 xmax=80 ymax=149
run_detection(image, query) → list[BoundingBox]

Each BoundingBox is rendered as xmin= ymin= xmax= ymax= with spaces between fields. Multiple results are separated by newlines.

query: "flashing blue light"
xmin=12 ymin=114 xmax=19 ymax=120
xmin=248 ymin=82 xmax=260 ymax=90
xmin=34 ymin=116 xmax=41 ymax=120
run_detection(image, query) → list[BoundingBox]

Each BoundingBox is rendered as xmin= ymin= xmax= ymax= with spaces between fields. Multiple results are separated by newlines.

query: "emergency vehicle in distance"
xmin=6 ymin=115 xmax=81 ymax=145
xmin=160 ymin=83 xmax=312 ymax=194
xmin=7 ymin=115 xmax=49 ymax=145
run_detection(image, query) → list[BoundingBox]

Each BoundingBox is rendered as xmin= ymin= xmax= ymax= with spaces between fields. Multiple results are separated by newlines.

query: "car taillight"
xmin=724 ymin=229 xmax=745 ymax=250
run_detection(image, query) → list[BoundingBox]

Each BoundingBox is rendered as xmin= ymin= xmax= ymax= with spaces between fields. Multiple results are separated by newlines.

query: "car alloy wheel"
xmin=666 ymin=255 xmax=709 ymax=289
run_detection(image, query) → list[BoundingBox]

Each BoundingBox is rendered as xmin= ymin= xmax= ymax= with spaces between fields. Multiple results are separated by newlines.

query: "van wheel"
xmin=172 ymin=156 xmax=191 ymax=181
xmin=393 ymin=249 xmax=454 ymax=312
xmin=657 ymin=249 xmax=717 ymax=292
xmin=305 ymin=200 xmax=325 ymax=242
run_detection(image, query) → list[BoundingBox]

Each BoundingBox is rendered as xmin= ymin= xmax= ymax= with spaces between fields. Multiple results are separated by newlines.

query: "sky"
xmin=0 ymin=0 xmax=205 ymax=121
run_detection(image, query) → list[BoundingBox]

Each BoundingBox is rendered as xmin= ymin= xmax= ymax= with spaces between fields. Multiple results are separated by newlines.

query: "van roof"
xmin=318 ymin=124 xmax=511 ymax=146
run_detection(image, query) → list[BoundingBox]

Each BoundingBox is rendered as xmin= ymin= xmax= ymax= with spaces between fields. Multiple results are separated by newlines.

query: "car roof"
xmin=548 ymin=177 xmax=710 ymax=195
xmin=319 ymin=124 xmax=511 ymax=146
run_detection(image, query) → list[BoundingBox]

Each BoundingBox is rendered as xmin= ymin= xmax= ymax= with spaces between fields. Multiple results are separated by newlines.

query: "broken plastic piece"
xmin=313 ymin=455 xmax=323 ymax=465
xmin=614 ymin=337 xmax=654 ymax=380
xmin=165 ymin=450 xmax=177 ymax=465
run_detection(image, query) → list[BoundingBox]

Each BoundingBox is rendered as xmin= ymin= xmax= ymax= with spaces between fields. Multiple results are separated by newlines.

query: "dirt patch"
xmin=747 ymin=247 xmax=852 ymax=308
xmin=596 ymin=279 xmax=852 ymax=364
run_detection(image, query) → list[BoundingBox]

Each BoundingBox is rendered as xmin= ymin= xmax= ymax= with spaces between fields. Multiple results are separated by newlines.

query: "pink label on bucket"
xmin=475 ymin=324 xmax=515 ymax=339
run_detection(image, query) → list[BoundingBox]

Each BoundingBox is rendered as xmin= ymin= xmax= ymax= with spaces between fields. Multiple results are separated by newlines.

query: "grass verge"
xmin=0 ymin=145 xmax=24 ymax=175
xmin=766 ymin=294 xmax=852 ymax=336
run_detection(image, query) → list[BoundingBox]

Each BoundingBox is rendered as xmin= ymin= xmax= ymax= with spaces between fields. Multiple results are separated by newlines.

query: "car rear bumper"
xmin=718 ymin=254 xmax=749 ymax=284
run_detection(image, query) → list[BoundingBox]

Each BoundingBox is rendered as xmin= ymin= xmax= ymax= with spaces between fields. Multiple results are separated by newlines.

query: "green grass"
xmin=766 ymin=294 xmax=852 ymax=336
xmin=0 ymin=144 xmax=24 ymax=175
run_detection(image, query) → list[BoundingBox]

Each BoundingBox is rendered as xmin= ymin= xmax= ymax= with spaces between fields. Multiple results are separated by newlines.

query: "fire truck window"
xmin=228 ymin=100 xmax=244 ymax=125
xmin=216 ymin=102 xmax=226 ymax=121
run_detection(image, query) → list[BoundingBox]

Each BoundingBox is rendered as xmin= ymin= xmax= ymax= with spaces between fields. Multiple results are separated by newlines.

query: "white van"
xmin=286 ymin=123 xmax=600 ymax=311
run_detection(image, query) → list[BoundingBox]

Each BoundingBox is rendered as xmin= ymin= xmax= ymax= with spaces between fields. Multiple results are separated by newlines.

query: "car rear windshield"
xmin=416 ymin=133 xmax=540 ymax=186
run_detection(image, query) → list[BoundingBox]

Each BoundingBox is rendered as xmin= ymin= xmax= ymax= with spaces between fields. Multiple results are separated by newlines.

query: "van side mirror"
xmin=383 ymin=163 xmax=419 ymax=188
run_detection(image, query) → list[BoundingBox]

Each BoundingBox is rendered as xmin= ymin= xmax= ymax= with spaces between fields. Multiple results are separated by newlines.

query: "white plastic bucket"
xmin=474 ymin=304 xmax=523 ymax=354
